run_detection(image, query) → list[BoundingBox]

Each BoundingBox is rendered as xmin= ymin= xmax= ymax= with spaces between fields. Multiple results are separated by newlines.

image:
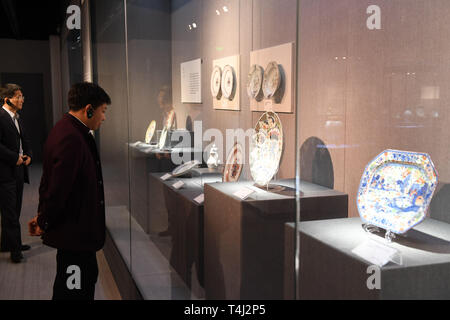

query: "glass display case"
xmin=292 ymin=0 xmax=450 ymax=300
xmin=82 ymin=0 xmax=450 ymax=300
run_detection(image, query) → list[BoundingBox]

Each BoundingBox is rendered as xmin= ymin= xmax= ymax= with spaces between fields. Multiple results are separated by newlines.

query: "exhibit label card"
xmin=352 ymin=239 xmax=400 ymax=267
xmin=194 ymin=194 xmax=204 ymax=205
xmin=233 ymin=187 xmax=255 ymax=200
xmin=181 ymin=58 xmax=202 ymax=103
xmin=173 ymin=181 xmax=185 ymax=190
xmin=161 ymin=173 xmax=172 ymax=181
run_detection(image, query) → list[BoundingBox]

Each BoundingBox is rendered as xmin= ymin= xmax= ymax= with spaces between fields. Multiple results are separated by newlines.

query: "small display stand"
xmin=128 ymin=142 xmax=203 ymax=233
xmin=148 ymin=171 xmax=222 ymax=298
xmin=191 ymin=167 xmax=224 ymax=187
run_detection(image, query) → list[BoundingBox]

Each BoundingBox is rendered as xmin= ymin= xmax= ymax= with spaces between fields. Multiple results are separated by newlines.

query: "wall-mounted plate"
xmin=262 ymin=61 xmax=281 ymax=99
xmin=212 ymin=55 xmax=240 ymax=110
xmin=210 ymin=65 xmax=222 ymax=99
xmin=247 ymin=64 xmax=264 ymax=101
xmin=221 ymin=65 xmax=236 ymax=100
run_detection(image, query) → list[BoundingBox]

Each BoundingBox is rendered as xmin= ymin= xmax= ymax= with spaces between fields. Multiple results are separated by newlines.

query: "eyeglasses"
xmin=13 ymin=96 xmax=25 ymax=101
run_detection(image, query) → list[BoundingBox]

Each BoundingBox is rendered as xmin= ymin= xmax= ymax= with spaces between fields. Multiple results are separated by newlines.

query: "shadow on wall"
xmin=429 ymin=183 xmax=450 ymax=224
xmin=300 ymin=137 xmax=334 ymax=189
xmin=186 ymin=115 xmax=193 ymax=132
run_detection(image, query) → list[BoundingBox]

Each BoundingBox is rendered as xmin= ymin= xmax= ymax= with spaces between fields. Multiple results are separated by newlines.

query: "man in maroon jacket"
xmin=36 ymin=82 xmax=110 ymax=300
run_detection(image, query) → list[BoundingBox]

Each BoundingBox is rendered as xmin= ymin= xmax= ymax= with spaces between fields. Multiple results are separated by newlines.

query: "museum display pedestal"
xmin=129 ymin=145 xmax=203 ymax=233
xmin=284 ymin=217 xmax=450 ymax=300
xmin=203 ymin=179 xmax=348 ymax=300
xmin=150 ymin=172 xmax=222 ymax=297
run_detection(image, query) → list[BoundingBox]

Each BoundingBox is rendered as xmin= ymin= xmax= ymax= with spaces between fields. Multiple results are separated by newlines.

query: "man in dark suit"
xmin=35 ymin=82 xmax=110 ymax=300
xmin=0 ymin=84 xmax=32 ymax=263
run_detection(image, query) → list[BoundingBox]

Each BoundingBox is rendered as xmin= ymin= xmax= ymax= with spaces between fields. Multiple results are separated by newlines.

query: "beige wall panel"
xmin=212 ymin=55 xmax=241 ymax=110
xmin=250 ymin=42 xmax=295 ymax=113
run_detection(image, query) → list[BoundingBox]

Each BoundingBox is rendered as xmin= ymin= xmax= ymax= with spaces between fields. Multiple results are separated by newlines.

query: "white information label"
xmin=181 ymin=58 xmax=202 ymax=103
xmin=233 ymin=187 xmax=255 ymax=200
xmin=194 ymin=194 xmax=204 ymax=205
xmin=352 ymin=239 xmax=400 ymax=267
xmin=172 ymin=181 xmax=185 ymax=190
xmin=161 ymin=173 xmax=172 ymax=181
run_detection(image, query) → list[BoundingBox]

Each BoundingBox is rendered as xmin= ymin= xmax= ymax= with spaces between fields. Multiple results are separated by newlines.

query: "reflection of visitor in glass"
xmin=158 ymin=86 xmax=177 ymax=130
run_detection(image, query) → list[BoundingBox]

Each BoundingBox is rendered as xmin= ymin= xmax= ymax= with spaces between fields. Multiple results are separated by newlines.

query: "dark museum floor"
xmin=0 ymin=164 xmax=121 ymax=300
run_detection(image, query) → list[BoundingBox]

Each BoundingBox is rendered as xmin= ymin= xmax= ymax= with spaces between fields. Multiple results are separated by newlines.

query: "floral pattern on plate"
xmin=165 ymin=110 xmax=176 ymax=129
xmin=249 ymin=111 xmax=283 ymax=186
xmin=223 ymin=143 xmax=243 ymax=182
xmin=357 ymin=150 xmax=438 ymax=234
xmin=262 ymin=61 xmax=281 ymax=99
xmin=247 ymin=64 xmax=264 ymax=100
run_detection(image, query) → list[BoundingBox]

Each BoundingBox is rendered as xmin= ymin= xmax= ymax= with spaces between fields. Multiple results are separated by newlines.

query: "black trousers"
xmin=52 ymin=250 xmax=98 ymax=300
xmin=0 ymin=167 xmax=24 ymax=252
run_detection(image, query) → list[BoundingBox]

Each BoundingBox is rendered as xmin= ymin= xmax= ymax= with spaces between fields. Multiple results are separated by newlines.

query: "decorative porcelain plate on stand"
xmin=165 ymin=110 xmax=176 ymax=129
xmin=249 ymin=111 xmax=283 ymax=187
xmin=223 ymin=143 xmax=244 ymax=182
xmin=247 ymin=64 xmax=264 ymax=101
xmin=172 ymin=160 xmax=201 ymax=177
xmin=221 ymin=65 xmax=236 ymax=100
xmin=145 ymin=120 xmax=156 ymax=144
xmin=211 ymin=66 xmax=222 ymax=99
xmin=158 ymin=127 xmax=168 ymax=150
xmin=357 ymin=149 xmax=438 ymax=242
xmin=262 ymin=61 xmax=281 ymax=99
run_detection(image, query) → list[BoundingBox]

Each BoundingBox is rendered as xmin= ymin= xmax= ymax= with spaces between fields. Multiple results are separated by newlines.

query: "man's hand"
xmin=23 ymin=155 xmax=31 ymax=166
xmin=16 ymin=155 xmax=24 ymax=166
xmin=28 ymin=215 xmax=44 ymax=236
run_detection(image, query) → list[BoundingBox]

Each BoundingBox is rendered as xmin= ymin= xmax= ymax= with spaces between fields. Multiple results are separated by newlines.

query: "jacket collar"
xmin=2 ymin=106 xmax=19 ymax=119
xmin=65 ymin=113 xmax=91 ymax=135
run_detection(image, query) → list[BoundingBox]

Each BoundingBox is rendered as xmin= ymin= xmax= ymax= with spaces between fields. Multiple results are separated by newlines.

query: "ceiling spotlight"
xmin=188 ymin=25 xmax=192 ymax=30
xmin=192 ymin=23 xmax=197 ymax=28
xmin=223 ymin=6 xmax=229 ymax=13
xmin=216 ymin=9 xmax=220 ymax=15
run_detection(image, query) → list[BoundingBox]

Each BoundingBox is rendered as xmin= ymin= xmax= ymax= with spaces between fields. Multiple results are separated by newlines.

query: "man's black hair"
xmin=3 ymin=83 xmax=23 ymax=99
xmin=68 ymin=82 xmax=111 ymax=111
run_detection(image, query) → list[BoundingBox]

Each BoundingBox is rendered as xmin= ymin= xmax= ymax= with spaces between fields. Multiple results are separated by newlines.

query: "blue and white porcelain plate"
xmin=357 ymin=150 xmax=438 ymax=234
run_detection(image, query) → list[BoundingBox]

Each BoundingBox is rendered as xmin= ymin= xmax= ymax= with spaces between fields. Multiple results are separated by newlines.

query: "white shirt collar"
xmin=2 ymin=106 xmax=17 ymax=119
xmin=68 ymin=113 xmax=95 ymax=136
